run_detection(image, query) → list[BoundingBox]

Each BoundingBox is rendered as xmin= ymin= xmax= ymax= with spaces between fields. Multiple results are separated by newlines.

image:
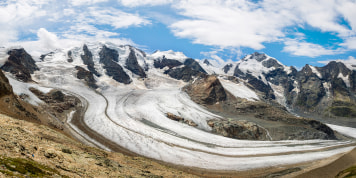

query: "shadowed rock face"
xmin=153 ymin=57 xmax=182 ymax=69
xmin=1 ymin=48 xmax=39 ymax=82
xmin=67 ymin=51 xmax=73 ymax=63
xmin=164 ymin=58 xmax=207 ymax=82
xmin=184 ymin=75 xmax=226 ymax=105
xmin=183 ymin=58 xmax=207 ymax=74
xmin=295 ymin=65 xmax=326 ymax=108
xmin=75 ymin=66 xmax=98 ymax=89
xmin=262 ymin=58 xmax=283 ymax=68
xmin=99 ymin=45 xmax=131 ymax=84
xmin=223 ymin=64 xmax=233 ymax=73
xmin=0 ymin=69 xmax=13 ymax=97
xmin=125 ymin=48 xmax=146 ymax=78
xmin=203 ymin=59 xmax=211 ymax=65
xmin=81 ymin=45 xmax=100 ymax=77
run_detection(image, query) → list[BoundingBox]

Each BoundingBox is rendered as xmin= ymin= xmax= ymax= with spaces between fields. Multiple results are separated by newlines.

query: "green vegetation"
xmin=329 ymin=100 xmax=356 ymax=118
xmin=336 ymin=165 xmax=356 ymax=178
xmin=0 ymin=156 xmax=64 ymax=177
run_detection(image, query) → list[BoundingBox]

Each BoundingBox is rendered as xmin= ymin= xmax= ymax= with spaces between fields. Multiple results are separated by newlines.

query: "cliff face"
xmin=99 ymin=45 xmax=131 ymax=84
xmin=0 ymin=69 xmax=39 ymax=122
xmin=1 ymin=48 xmax=39 ymax=82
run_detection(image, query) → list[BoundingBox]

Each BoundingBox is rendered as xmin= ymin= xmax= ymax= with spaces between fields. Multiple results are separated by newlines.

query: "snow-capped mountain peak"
xmin=149 ymin=50 xmax=188 ymax=62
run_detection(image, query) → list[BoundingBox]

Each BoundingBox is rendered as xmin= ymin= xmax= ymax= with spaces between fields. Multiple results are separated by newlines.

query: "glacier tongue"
xmin=3 ymin=43 xmax=356 ymax=172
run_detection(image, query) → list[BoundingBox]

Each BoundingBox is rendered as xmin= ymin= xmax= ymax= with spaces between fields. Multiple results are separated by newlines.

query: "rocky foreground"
xmin=0 ymin=113 xmax=196 ymax=177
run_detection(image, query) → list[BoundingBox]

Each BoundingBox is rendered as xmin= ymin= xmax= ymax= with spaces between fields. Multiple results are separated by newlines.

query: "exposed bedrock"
xmin=81 ymin=44 xmax=100 ymax=77
xmin=184 ymin=75 xmax=226 ymax=105
xmin=125 ymin=48 xmax=146 ymax=78
xmin=99 ymin=45 xmax=131 ymax=84
xmin=207 ymin=119 xmax=269 ymax=140
xmin=1 ymin=48 xmax=39 ymax=82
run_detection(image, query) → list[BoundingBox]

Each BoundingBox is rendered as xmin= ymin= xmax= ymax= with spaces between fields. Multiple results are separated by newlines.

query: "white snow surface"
xmin=219 ymin=78 xmax=259 ymax=101
xmin=338 ymin=73 xmax=350 ymax=88
xmin=309 ymin=65 xmax=323 ymax=78
xmin=4 ymin=44 xmax=356 ymax=171
xmin=6 ymin=75 xmax=53 ymax=105
xmin=327 ymin=124 xmax=356 ymax=139
xmin=236 ymin=54 xmax=288 ymax=84
xmin=149 ymin=50 xmax=188 ymax=62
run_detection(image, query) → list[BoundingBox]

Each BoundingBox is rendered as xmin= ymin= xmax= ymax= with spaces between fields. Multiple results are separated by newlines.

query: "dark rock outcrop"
xmin=67 ymin=51 xmax=73 ymax=63
xmin=164 ymin=58 xmax=207 ymax=82
xmin=262 ymin=58 xmax=283 ymax=68
xmin=0 ymin=69 xmax=13 ymax=97
xmin=40 ymin=52 xmax=54 ymax=61
xmin=223 ymin=64 xmax=233 ymax=73
xmin=166 ymin=113 xmax=198 ymax=127
xmin=203 ymin=59 xmax=211 ymax=65
xmin=1 ymin=48 xmax=39 ymax=82
xmin=125 ymin=48 xmax=146 ymax=78
xmin=164 ymin=66 xmax=204 ymax=82
xmin=99 ymin=46 xmax=131 ymax=84
xmin=246 ymin=52 xmax=268 ymax=62
xmin=184 ymin=75 xmax=226 ymax=105
xmin=29 ymin=88 xmax=80 ymax=114
xmin=207 ymin=119 xmax=268 ymax=140
xmin=81 ymin=45 xmax=100 ymax=77
xmin=295 ymin=65 xmax=325 ymax=109
xmin=183 ymin=58 xmax=207 ymax=74
xmin=153 ymin=57 xmax=182 ymax=69
xmin=75 ymin=66 xmax=98 ymax=89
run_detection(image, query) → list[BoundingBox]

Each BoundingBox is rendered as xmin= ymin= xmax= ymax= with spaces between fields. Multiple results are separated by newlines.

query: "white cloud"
xmin=70 ymin=0 xmax=108 ymax=6
xmin=318 ymin=56 xmax=356 ymax=70
xmin=171 ymin=0 xmax=291 ymax=49
xmin=118 ymin=0 xmax=173 ymax=7
xmin=169 ymin=0 xmax=356 ymax=57
xmin=341 ymin=37 xmax=356 ymax=50
xmin=88 ymin=7 xmax=150 ymax=29
xmin=0 ymin=0 xmax=47 ymax=45
xmin=37 ymin=28 xmax=60 ymax=50
xmin=283 ymin=38 xmax=343 ymax=57
xmin=0 ymin=0 xmax=150 ymax=47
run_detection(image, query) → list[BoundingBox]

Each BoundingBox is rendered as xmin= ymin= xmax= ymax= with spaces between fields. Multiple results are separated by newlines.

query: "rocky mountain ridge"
xmin=1 ymin=43 xmax=352 ymax=140
xmin=1 ymin=42 xmax=356 ymax=177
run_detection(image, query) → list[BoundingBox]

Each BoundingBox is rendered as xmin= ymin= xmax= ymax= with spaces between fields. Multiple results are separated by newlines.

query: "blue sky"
xmin=1 ymin=0 xmax=356 ymax=68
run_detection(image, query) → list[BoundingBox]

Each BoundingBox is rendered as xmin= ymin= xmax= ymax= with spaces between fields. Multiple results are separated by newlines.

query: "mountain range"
xmin=1 ymin=42 xmax=356 ymax=177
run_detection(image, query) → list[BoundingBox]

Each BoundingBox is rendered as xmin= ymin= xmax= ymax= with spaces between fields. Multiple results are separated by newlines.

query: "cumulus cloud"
xmin=0 ymin=0 xmax=150 ymax=47
xmin=37 ymin=28 xmax=60 ymax=50
xmin=283 ymin=38 xmax=343 ymax=58
xmin=0 ymin=0 xmax=47 ymax=45
xmin=169 ymin=0 xmax=356 ymax=57
xmin=171 ymin=0 xmax=289 ymax=49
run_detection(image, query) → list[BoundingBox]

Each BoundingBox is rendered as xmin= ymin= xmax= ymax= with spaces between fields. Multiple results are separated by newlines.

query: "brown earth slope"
xmin=0 ymin=113 xmax=197 ymax=177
